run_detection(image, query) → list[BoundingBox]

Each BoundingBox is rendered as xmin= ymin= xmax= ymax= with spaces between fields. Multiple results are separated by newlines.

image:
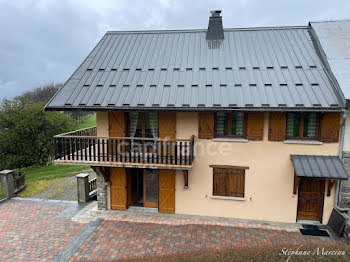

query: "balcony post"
xmin=76 ymin=173 xmax=90 ymax=203
xmin=183 ymin=170 xmax=189 ymax=189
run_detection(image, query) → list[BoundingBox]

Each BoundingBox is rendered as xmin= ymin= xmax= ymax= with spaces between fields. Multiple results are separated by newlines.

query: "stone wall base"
xmin=340 ymin=153 xmax=350 ymax=208
xmin=95 ymin=169 xmax=108 ymax=210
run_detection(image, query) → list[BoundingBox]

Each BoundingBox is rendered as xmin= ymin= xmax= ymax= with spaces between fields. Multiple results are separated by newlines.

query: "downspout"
xmin=335 ymin=108 xmax=350 ymax=211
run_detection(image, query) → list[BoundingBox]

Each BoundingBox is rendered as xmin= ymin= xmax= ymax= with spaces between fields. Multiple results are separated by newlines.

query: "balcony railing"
xmin=54 ymin=127 xmax=195 ymax=169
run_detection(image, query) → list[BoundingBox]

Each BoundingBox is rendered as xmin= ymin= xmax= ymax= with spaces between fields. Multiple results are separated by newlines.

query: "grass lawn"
xmin=17 ymin=165 xmax=89 ymax=198
xmin=77 ymin=113 xmax=96 ymax=129
xmin=0 ymin=187 xmax=2 ymax=200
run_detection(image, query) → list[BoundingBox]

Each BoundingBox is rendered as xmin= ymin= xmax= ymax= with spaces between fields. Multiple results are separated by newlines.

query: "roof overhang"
xmin=44 ymin=106 xmax=345 ymax=113
xmin=291 ymin=155 xmax=348 ymax=180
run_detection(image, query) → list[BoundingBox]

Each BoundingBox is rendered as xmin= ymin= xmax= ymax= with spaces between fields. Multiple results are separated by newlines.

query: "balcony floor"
xmin=55 ymin=159 xmax=192 ymax=170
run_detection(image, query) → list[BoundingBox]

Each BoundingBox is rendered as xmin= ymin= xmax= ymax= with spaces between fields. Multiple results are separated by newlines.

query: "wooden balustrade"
xmin=88 ymin=178 xmax=97 ymax=196
xmin=54 ymin=128 xmax=194 ymax=169
xmin=55 ymin=126 xmax=97 ymax=137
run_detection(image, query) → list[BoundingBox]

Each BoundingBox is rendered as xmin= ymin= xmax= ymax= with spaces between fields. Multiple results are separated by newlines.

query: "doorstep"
xmin=297 ymin=220 xmax=322 ymax=226
xmin=127 ymin=206 xmax=158 ymax=213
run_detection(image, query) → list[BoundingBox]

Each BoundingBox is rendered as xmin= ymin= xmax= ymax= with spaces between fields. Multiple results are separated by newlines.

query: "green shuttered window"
xmin=286 ymin=112 xmax=319 ymax=140
xmin=215 ymin=112 xmax=245 ymax=137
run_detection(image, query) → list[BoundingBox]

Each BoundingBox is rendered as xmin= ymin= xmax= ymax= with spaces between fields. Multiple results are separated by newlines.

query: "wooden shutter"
xmin=227 ymin=169 xmax=245 ymax=198
xmin=109 ymin=112 xmax=125 ymax=137
xmin=110 ymin=168 xmax=127 ymax=210
xmin=213 ymin=168 xmax=226 ymax=196
xmin=213 ymin=168 xmax=245 ymax=197
xmin=199 ymin=113 xmax=214 ymax=139
xmin=158 ymin=169 xmax=175 ymax=213
xmin=247 ymin=112 xmax=264 ymax=141
xmin=268 ymin=112 xmax=286 ymax=141
xmin=159 ymin=112 xmax=176 ymax=139
xmin=321 ymin=113 xmax=341 ymax=143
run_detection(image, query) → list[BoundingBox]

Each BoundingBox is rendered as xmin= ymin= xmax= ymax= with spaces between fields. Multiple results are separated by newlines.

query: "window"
xmin=286 ymin=112 xmax=319 ymax=140
xmin=215 ymin=112 xmax=246 ymax=137
xmin=213 ymin=168 xmax=245 ymax=198
xmin=128 ymin=112 xmax=158 ymax=138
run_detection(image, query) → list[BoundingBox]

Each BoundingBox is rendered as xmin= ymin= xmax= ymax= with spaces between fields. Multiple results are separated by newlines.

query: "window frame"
xmin=285 ymin=112 xmax=321 ymax=141
xmin=125 ymin=112 xmax=159 ymax=138
xmin=212 ymin=167 xmax=245 ymax=198
xmin=214 ymin=112 xmax=247 ymax=138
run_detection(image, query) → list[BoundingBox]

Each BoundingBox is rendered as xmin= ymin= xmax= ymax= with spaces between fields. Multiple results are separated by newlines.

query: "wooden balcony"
xmin=54 ymin=127 xmax=195 ymax=170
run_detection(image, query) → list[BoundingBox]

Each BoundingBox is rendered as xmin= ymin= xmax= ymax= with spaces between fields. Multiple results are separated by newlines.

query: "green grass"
xmin=77 ymin=113 xmax=96 ymax=129
xmin=16 ymin=165 xmax=89 ymax=197
xmin=0 ymin=187 xmax=2 ymax=200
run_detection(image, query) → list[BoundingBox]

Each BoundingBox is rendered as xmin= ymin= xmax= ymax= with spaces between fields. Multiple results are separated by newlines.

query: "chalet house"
xmin=45 ymin=11 xmax=348 ymax=224
xmin=310 ymin=20 xmax=350 ymax=211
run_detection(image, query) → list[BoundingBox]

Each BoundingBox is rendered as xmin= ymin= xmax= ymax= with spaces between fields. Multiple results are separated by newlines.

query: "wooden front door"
xmin=297 ymin=178 xmax=325 ymax=222
xmin=159 ymin=170 xmax=175 ymax=213
xmin=110 ymin=168 xmax=127 ymax=210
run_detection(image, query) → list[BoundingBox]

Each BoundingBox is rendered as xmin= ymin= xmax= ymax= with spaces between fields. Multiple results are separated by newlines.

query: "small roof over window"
xmin=291 ymin=155 xmax=348 ymax=180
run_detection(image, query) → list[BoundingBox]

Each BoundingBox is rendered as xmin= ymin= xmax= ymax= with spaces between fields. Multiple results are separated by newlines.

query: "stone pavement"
xmin=0 ymin=199 xmax=346 ymax=262
xmin=0 ymin=198 xmax=99 ymax=262
xmin=71 ymin=202 xmax=344 ymax=261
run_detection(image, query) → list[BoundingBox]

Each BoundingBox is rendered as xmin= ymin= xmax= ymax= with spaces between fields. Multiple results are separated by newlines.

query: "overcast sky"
xmin=1 ymin=0 xmax=350 ymax=101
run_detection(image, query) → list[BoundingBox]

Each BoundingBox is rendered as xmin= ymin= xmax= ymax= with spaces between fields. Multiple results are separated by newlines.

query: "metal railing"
xmin=13 ymin=171 xmax=26 ymax=194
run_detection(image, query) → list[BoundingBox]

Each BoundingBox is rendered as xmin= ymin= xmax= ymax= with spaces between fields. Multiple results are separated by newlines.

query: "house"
xmin=45 ymin=11 xmax=348 ymax=224
xmin=310 ymin=20 xmax=350 ymax=210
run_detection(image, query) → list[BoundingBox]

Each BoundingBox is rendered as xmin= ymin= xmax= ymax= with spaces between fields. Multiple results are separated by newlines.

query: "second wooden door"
xmin=297 ymin=178 xmax=325 ymax=222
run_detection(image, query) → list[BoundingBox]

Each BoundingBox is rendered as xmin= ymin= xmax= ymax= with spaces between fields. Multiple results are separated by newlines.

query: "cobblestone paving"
xmin=71 ymin=205 xmax=344 ymax=261
xmin=0 ymin=199 xmax=346 ymax=262
xmin=0 ymin=199 xmax=85 ymax=262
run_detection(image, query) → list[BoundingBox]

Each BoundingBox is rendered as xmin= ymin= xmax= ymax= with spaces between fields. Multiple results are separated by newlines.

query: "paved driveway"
xmin=71 ymin=218 xmax=340 ymax=261
xmin=0 ymin=198 xmax=87 ymax=262
xmin=0 ymin=198 xmax=346 ymax=261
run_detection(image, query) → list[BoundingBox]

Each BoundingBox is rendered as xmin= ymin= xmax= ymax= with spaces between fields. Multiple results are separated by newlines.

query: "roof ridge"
xmin=106 ymin=25 xmax=310 ymax=35
xmin=310 ymin=19 xmax=350 ymax=24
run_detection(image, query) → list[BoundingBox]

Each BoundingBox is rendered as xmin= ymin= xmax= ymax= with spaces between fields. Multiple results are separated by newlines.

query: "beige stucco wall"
xmin=175 ymin=112 xmax=338 ymax=224
xmin=97 ymin=110 xmax=339 ymax=224
xmin=343 ymin=104 xmax=350 ymax=152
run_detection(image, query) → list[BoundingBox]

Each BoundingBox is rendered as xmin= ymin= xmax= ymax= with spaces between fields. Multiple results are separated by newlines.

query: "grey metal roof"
xmin=310 ymin=20 xmax=350 ymax=100
xmin=45 ymin=26 xmax=345 ymax=111
xmin=291 ymin=155 xmax=348 ymax=180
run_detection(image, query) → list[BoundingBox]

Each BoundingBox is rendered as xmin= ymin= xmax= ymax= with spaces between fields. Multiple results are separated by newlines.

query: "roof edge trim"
xmin=106 ymin=26 xmax=310 ymax=35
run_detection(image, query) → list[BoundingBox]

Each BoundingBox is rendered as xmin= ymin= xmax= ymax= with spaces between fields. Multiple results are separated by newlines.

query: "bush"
xmin=0 ymin=100 xmax=76 ymax=169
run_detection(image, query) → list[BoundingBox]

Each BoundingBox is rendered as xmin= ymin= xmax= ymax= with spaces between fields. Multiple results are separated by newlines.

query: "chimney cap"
xmin=210 ymin=10 xmax=222 ymax=17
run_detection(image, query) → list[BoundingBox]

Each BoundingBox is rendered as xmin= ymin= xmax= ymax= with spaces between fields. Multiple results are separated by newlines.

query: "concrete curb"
xmin=52 ymin=219 xmax=101 ymax=262
xmin=12 ymin=197 xmax=77 ymax=204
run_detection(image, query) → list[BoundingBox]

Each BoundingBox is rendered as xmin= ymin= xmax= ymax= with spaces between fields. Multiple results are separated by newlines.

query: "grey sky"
xmin=1 ymin=0 xmax=349 ymax=101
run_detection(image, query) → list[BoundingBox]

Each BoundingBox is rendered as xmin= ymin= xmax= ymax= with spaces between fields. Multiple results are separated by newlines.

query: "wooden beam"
xmin=91 ymin=166 xmax=110 ymax=182
xmin=209 ymin=165 xmax=249 ymax=170
xmin=327 ymin=180 xmax=336 ymax=197
xmin=183 ymin=170 xmax=189 ymax=189
xmin=55 ymin=160 xmax=192 ymax=170
xmin=293 ymin=172 xmax=300 ymax=195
